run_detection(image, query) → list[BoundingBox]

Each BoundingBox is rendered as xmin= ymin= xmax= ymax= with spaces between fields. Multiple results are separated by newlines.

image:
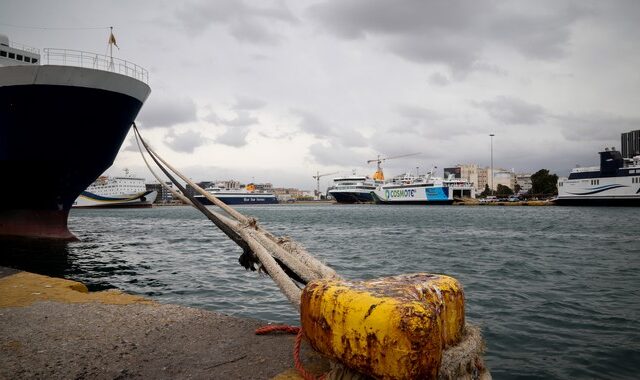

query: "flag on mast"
xmin=108 ymin=28 xmax=119 ymax=49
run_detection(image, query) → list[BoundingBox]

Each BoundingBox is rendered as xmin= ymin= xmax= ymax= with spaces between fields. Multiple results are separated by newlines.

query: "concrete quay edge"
xmin=0 ymin=266 xmax=328 ymax=379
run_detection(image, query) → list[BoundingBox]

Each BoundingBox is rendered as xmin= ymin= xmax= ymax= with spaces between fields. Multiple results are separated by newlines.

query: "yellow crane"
xmin=367 ymin=153 xmax=420 ymax=181
xmin=312 ymin=171 xmax=339 ymax=200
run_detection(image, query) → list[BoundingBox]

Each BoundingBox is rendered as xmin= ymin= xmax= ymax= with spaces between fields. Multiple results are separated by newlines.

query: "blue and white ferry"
xmin=328 ymin=175 xmax=381 ymax=203
xmin=194 ymin=184 xmax=278 ymax=205
xmin=371 ymin=172 xmax=475 ymax=205
xmin=556 ymin=148 xmax=640 ymax=206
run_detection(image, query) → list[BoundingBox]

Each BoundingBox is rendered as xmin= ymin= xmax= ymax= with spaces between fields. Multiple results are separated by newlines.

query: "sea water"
xmin=2 ymin=204 xmax=639 ymax=379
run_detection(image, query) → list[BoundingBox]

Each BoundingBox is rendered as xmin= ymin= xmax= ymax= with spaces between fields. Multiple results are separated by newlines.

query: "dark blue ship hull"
xmin=329 ymin=191 xmax=374 ymax=204
xmin=0 ymin=72 xmax=149 ymax=239
xmin=194 ymin=195 xmax=279 ymax=205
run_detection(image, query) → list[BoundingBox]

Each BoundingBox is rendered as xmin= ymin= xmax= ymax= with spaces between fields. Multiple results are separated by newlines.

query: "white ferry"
xmin=73 ymin=174 xmax=157 ymax=208
xmin=371 ymin=171 xmax=475 ymax=205
xmin=328 ymin=175 xmax=382 ymax=203
xmin=194 ymin=183 xmax=278 ymax=205
xmin=556 ymin=148 xmax=640 ymax=206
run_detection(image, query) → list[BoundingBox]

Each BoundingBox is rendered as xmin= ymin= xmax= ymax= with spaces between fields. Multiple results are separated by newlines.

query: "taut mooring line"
xmin=132 ymin=124 xmax=319 ymax=306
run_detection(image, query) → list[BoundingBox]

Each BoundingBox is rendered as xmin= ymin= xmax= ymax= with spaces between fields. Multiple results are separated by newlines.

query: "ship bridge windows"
xmin=8 ymin=52 xmax=14 ymax=59
xmin=0 ymin=51 xmax=6 ymax=57
xmin=590 ymin=179 xmax=600 ymax=186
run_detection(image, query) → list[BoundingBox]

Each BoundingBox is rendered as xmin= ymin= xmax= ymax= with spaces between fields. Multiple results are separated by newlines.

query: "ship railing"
xmin=4 ymin=40 xmax=40 ymax=54
xmin=42 ymin=48 xmax=149 ymax=84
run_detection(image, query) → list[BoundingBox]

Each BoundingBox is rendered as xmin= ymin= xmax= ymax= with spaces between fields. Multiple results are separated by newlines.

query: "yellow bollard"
xmin=300 ymin=273 xmax=465 ymax=379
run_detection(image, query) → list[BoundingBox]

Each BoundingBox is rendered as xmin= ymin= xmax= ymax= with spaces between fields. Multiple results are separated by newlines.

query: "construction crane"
xmin=366 ymin=153 xmax=420 ymax=181
xmin=312 ymin=171 xmax=339 ymax=200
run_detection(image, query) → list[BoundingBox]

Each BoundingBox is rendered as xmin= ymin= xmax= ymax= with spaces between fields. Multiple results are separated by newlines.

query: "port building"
xmin=621 ymin=130 xmax=640 ymax=158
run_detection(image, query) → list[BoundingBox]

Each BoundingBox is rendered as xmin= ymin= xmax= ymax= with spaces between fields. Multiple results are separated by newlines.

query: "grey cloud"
xmin=471 ymin=62 xmax=508 ymax=76
xmin=175 ymin=0 xmax=297 ymax=44
xmin=164 ymin=130 xmax=208 ymax=153
xmin=122 ymin=135 xmax=143 ymax=153
xmin=428 ymin=72 xmax=450 ymax=86
xmin=553 ymin=113 xmax=640 ymax=142
xmin=138 ymin=96 xmax=197 ymax=129
xmin=293 ymin=109 xmax=368 ymax=148
xmin=216 ymin=126 xmax=251 ymax=147
xmin=486 ymin=4 xmax=586 ymax=60
xmin=220 ymin=111 xmax=259 ymax=127
xmin=396 ymin=105 xmax=441 ymax=122
xmin=292 ymin=109 xmax=333 ymax=137
xmin=474 ymin=96 xmax=546 ymax=125
xmin=233 ymin=96 xmax=266 ymax=110
xmin=308 ymin=142 xmax=369 ymax=167
xmin=205 ymin=110 xmax=259 ymax=126
xmin=309 ymin=0 xmax=587 ymax=74
xmin=334 ymin=128 xmax=368 ymax=148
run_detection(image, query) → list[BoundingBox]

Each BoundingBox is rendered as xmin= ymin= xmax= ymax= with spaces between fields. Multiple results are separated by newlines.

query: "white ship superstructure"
xmin=556 ymin=148 xmax=640 ymax=206
xmin=371 ymin=171 xmax=475 ymax=205
xmin=328 ymin=175 xmax=381 ymax=203
xmin=73 ymin=174 xmax=157 ymax=208
xmin=194 ymin=182 xmax=278 ymax=205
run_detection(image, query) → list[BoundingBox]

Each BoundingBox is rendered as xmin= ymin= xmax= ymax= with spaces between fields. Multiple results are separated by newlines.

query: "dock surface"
xmin=0 ymin=267 xmax=325 ymax=379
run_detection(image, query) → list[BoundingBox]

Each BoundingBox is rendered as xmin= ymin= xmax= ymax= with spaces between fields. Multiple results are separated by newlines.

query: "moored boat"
xmin=73 ymin=174 xmax=157 ymax=208
xmin=556 ymin=148 xmax=640 ymax=206
xmin=328 ymin=175 xmax=380 ymax=203
xmin=0 ymin=33 xmax=150 ymax=239
xmin=194 ymin=184 xmax=278 ymax=205
xmin=371 ymin=171 xmax=475 ymax=205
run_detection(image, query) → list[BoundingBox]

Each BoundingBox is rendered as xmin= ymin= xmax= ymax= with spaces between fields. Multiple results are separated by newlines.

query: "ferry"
xmin=556 ymin=148 xmax=640 ymax=206
xmin=73 ymin=173 xmax=157 ymax=208
xmin=194 ymin=184 xmax=278 ymax=205
xmin=328 ymin=175 xmax=381 ymax=203
xmin=0 ymin=33 xmax=150 ymax=239
xmin=371 ymin=171 xmax=475 ymax=205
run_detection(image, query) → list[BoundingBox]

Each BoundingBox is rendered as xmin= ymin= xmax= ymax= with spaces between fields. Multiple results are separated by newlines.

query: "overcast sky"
xmin=3 ymin=1 xmax=639 ymax=189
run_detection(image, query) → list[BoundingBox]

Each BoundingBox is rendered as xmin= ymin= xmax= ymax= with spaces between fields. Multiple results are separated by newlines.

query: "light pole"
xmin=490 ymin=134 xmax=495 ymax=196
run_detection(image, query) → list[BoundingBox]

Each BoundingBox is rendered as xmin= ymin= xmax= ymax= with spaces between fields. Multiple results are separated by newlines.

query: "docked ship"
xmin=0 ymin=34 xmax=150 ymax=239
xmin=194 ymin=184 xmax=278 ymax=205
xmin=328 ymin=175 xmax=381 ymax=203
xmin=73 ymin=173 xmax=157 ymax=208
xmin=371 ymin=171 xmax=475 ymax=205
xmin=556 ymin=148 xmax=640 ymax=206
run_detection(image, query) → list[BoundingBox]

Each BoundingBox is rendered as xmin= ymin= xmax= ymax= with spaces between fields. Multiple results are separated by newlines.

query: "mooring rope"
xmin=132 ymin=124 xmax=344 ymax=307
xmin=255 ymin=325 xmax=325 ymax=380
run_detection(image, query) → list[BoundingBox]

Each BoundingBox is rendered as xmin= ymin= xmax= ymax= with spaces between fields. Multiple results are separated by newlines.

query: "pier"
xmin=0 ymin=267 xmax=328 ymax=379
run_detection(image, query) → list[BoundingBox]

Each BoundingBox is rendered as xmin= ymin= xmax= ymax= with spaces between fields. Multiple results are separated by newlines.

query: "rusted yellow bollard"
xmin=300 ymin=273 xmax=465 ymax=379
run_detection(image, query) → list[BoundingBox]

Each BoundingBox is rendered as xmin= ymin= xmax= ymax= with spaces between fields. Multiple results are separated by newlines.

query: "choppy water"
xmin=2 ymin=204 xmax=639 ymax=379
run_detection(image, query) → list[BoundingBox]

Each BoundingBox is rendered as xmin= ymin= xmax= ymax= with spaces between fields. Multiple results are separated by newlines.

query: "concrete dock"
xmin=0 ymin=267 xmax=328 ymax=379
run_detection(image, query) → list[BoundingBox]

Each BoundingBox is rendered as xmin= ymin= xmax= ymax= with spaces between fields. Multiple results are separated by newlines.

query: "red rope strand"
xmin=255 ymin=325 xmax=325 ymax=380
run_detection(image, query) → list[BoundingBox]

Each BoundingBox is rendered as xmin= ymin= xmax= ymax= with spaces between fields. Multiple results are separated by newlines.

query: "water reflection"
xmin=0 ymin=236 xmax=71 ymax=278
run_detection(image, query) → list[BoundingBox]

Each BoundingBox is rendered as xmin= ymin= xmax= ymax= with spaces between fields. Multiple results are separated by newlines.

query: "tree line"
xmin=479 ymin=169 xmax=558 ymax=198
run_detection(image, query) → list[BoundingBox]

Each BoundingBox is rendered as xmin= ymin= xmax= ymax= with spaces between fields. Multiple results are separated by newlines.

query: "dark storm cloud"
xmin=308 ymin=0 xmax=587 ymax=74
xmin=473 ymin=96 xmax=546 ymax=125
xmin=175 ymin=0 xmax=297 ymax=44
xmin=164 ymin=129 xmax=208 ymax=153
xmin=137 ymin=96 xmax=197 ymax=129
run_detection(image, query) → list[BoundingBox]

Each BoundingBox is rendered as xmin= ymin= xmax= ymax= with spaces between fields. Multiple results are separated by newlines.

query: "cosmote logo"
xmin=385 ymin=189 xmax=416 ymax=198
